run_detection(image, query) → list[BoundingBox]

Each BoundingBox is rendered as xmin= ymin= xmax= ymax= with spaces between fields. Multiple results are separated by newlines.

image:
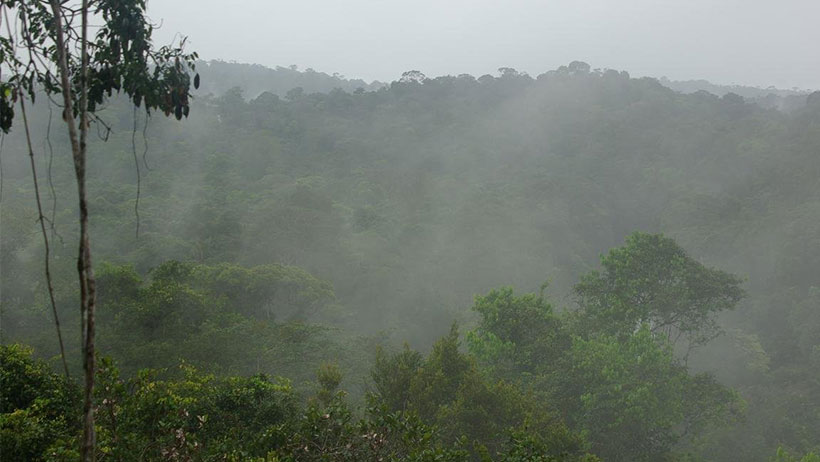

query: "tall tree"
xmin=574 ymin=232 xmax=744 ymax=355
xmin=1 ymin=1 xmax=198 ymax=460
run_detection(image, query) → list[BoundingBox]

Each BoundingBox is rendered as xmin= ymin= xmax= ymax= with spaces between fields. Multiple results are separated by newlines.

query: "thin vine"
xmin=131 ymin=105 xmax=141 ymax=238
xmin=18 ymin=91 xmax=70 ymax=378
xmin=3 ymin=6 xmax=69 ymax=378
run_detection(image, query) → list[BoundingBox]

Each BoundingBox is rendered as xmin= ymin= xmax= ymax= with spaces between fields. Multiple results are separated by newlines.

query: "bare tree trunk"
xmin=48 ymin=1 xmax=96 ymax=460
xmin=78 ymin=162 xmax=96 ymax=462
xmin=77 ymin=2 xmax=96 ymax=461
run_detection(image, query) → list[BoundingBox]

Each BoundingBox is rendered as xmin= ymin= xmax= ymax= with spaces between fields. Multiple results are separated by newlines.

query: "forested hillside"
xmin=191 ymin=60 xmax=384 ymax=99
xmin=2 ymin=62 xmax=819 ymax=461
xmin=657 ymin=76 xmax=810 ymax=112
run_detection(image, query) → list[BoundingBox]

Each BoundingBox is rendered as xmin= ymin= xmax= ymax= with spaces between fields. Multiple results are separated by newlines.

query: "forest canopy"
xmin=2 ymin=58 xmax=819 ymax=461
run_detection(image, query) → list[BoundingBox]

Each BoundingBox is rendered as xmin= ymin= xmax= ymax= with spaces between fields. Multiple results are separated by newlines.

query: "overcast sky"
xmin=147 ymin=0 xmax=819 ymax=90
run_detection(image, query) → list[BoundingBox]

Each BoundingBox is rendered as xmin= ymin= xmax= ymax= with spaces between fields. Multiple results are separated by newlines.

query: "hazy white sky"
xmin=147 ymin=0 xmax=819 ymax=89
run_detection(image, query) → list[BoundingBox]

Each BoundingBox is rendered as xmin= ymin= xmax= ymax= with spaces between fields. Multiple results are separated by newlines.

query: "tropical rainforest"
xmin=2 ymin=57 xmax=819 ymax=461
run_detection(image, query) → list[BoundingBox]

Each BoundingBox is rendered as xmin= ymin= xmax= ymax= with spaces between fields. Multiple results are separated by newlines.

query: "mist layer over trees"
xmin=2 ymin=61 xmax=819 ymax=461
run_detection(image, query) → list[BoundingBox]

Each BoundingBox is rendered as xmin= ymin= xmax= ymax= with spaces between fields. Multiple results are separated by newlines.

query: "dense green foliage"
xmin=92 ymin=260 xmax=376 ymax=392
xmin=372 ymin=325 xmax=589 ymax=459
xmin=466 ymin=264 xmax=743 ymax=461
xmin=0 ymin=344 xmax=80 ymax=460
xmin=2 ymin=62 xmax=819 ymax=460
xmin=574 ymin=233 xmax=745 ymax=352
xmin=1 ymin=344 xmax=600 ymax=461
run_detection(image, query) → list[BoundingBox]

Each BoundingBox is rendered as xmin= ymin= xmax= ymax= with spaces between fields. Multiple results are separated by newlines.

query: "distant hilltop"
xmin=658 ymin=76 xmax=811 ymax=112
xmin=195 ymin=60 xmax=814 ymax=112
xmin=193 ymin=60 xmax=385 ymax=99
xmin=658 ymin=76 xmax=809 ymax=98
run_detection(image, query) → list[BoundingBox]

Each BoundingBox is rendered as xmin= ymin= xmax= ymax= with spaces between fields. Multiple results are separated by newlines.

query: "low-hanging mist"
xmin=2 ymin=61 xmax=819 ymax=461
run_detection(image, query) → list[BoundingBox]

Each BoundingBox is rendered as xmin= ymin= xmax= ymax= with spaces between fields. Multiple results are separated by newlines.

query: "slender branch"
xmin=90 ymin=113 xmax=112 ymax=141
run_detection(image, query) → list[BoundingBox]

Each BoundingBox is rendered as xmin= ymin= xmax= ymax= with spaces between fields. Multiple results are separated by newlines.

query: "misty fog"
xmin=1 ymin=2 xmax=819 ymax=461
